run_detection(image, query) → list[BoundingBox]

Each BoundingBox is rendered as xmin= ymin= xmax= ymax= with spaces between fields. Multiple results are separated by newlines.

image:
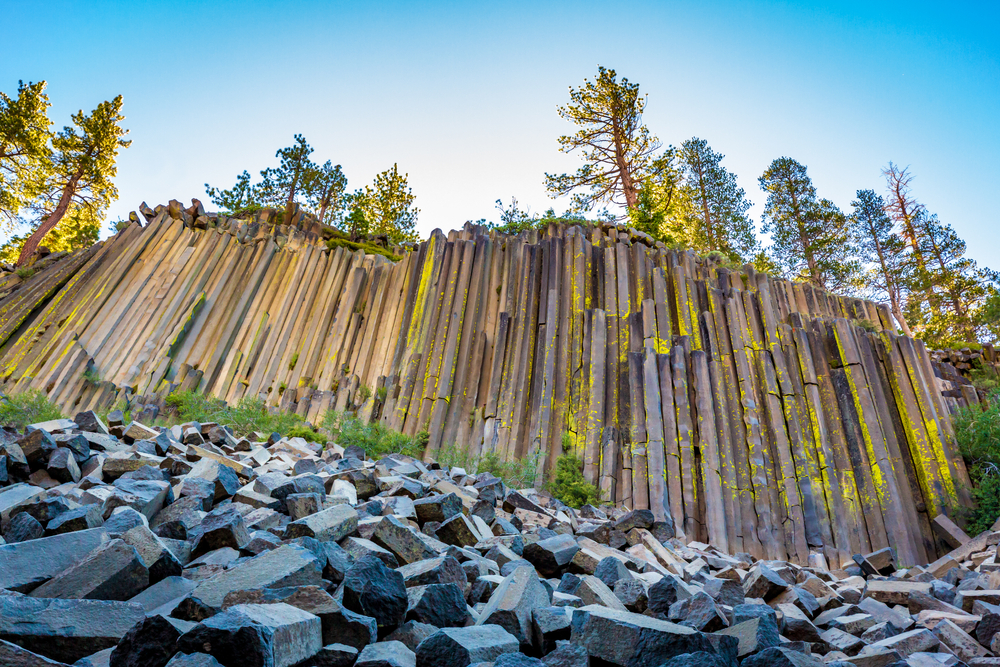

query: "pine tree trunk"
xmin=16 ymin=175 xmax=79 ymax=267
xmin=891 ymin=300 xmax=913 ymax=337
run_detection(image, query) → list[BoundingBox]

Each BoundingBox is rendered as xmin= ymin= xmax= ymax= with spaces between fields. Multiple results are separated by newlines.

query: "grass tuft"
xmin=165 ymin=390 xmax=303 ymax=438
xmin=0 ymin=390 xmax=65 ymax=429
xmin=322 ymin=411 xmax=425 ymax=459
xmin=437 ymin=444 xmax=542 ymax=490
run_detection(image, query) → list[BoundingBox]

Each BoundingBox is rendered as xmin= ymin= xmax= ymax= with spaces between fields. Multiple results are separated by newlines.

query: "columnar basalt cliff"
xmin=0 ymin=200 xmax=981 ymax=566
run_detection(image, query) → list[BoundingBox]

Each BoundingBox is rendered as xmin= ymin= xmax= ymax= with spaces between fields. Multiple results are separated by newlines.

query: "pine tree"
xmin=307 ymin=160 xmax=347 ymax=225
xmin=850 ymin=189 xmax=912 ymax=335
xmin=344 ymin=200 xmax=368 ymax=239
xmin=912 ymin=213 xmax=998 ymax=345
xmin=353 ymin=164 xmax=419 ymax=243
xmin=676 ymin=137 xmax=757 ymax=261
xmin=206 ymin=138 xmax=350 ymax=225
xmin=879 ymin=164 xmax=999 ymax=346
xmin=758 ymin=157 xmax=857 ymax=291
xmin=16 ymin=95 xmax=130 ymax=266
xmin=205 ymin=170 xmax=257 ymax=213
xmin=628 ymin=148 xmax=688 ymax=245
xmin=0 ymin=204 xmax=99 ymax=264
xmin=883 ymin=163 xmax=925 ymax=259
xmin=257 ymin=134 xmax=317 ymax=210
xmin=545 ymin=66 xmax=660 ymax=215
xmin=0 ymin=80 xmax=52 ymax=232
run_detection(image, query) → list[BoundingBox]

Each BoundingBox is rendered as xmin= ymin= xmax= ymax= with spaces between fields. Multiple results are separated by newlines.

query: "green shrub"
xmin=0 ymin=390 xmax=65 ymax=429
xmin=376 ymin=386 xmax=388 ymax=402
xmin=285 ymin=424 xmax=322 ymax=443
xmin=321 ymin=411 xmax=425 ymax=459
xmin=15 ymin=267 xmax=35 ymax=280
xmin=227 ymin=203 xmax=270 ymax=219
xmin=357 ymin=385 xmax=372 ymax=405
xmin=967 ymin=474 xmax=1000 ymax=536
xmin=969 ymin=367 xmax=1000 ymax=395
xmin=288 ymin=352 xmax=299 ymax=371
xmin=219 ymin=395 xmax=302 ymax=438
xmin=546 ymin=453 xmax=600 ymax=509
xmin=436 ymin=444 xmax=545 ymax=490
xmin=478 ymin=451 xmax=541 ymax=489
xmin=437 ymin=443 xmax=478 ymax=471
xmin=705 ymin=250 xmax=744 ymax=271
xmin=165 ymin=390 xmax=226 ymax=422
xmin=955 ymin=396 xmax=1000 ymax=534
xmin=165 ymin=390 xmax=303 ymax=438
xmin=81 ymin=367 xmax=101 ymax=384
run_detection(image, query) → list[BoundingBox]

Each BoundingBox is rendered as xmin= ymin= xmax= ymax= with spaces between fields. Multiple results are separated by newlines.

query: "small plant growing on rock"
xmin=81 ymin=367 xmax=101 ymax=384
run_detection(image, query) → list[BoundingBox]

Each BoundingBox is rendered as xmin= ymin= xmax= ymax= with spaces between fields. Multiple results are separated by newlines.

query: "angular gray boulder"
xmin=29 ymin=538 xmax=149 ymax=601
xmin=176 ymin=602 xmax=322 ymax=667
xmin=0 ymin=527 xmax=110 ymax=592
xmin=187 ymin=544 xmax=323 ymax=611
xmin=355 ymin=640 xmax=417 ymax=667
xmin=285 ymin=504 xmax=358 ymax=542
xmin=0 ymin=638 xmax=72 ymax=666
xmin=341 ymin=554 xmax=408 ymax=634
xmin=415 ymin=625 xmax=519 ymax=667
xmin=568 ymin=605 xmax=735 ymax=667
xmin=477 ymin=564 xmax=550 ymax=651
xmin=0 ymin=596 xmax=145 ymax=662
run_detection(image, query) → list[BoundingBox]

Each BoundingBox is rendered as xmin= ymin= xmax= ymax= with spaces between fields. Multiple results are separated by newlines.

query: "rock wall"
xmin=0 ymin=202 xmax=980 ymax=566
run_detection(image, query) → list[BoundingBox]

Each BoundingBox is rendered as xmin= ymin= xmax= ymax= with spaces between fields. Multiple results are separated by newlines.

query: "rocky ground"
xmin=2 ymin=413 xmax=1000 ymax=667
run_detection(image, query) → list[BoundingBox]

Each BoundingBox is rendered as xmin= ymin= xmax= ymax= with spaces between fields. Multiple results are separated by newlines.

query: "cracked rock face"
xmin=1 ymin=413 xmax=998 ymax=667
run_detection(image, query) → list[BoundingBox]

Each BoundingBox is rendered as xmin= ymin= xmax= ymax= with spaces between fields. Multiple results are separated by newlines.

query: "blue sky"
xmin=4 ymin=0 xmax=999 ymax=267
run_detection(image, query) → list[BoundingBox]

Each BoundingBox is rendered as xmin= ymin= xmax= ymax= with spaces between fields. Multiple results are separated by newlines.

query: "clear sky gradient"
xmin=5 ymin=0 xmax=998 ymax=267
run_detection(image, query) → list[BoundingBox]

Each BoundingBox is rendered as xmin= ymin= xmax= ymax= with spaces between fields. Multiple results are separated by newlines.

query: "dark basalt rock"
xmin=341 ymin=554 xmax=408 ymax=634
xmin=110 ymin=614 xmax=191 ymax=667
xmin=0 ymin=596 xmax=145 ymax=662
xmin=175 ymin=602 xmax=322 ymax=667
xmin=405 ymin=583 xmax=470 ymax=628
xmin=415 ymin=625 xmax=519 ymax=667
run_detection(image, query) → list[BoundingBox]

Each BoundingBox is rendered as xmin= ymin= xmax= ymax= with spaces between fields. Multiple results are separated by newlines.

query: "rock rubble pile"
xmin=1 ymin=412 xmax=999 ymax=667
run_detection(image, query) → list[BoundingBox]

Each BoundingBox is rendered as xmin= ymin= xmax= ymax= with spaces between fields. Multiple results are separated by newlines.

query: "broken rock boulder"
xmin=415 ymin=624 xmax=520 ymax=667
xmin=176 ymin=602 xmax=322 ymax=667
xmin=569 ymin=605 xmax=736 ymax=667
xmin=341 ymin=553 xmax=408 ymax=634
xmin=0 ymin=596 xmax=145 ymax=663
